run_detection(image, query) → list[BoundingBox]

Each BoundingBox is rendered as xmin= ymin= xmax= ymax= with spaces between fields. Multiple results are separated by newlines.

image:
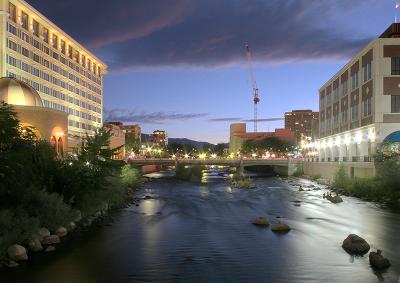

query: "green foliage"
xmin=0 ymin=102 xmax=138 ymax=255
xmin=0 ymin=210 xmax=39 ymax=257
xmin=121 ymin=164 xmax=142 ymax=188
xmin=310 ymin=174 xmax=321 ymax=181
xmin=125 ymin=134 xmax=140 ymax=154
xmin=176 ymin=164 xmax=203 ymax=182
xmin=292 ymin=164 xmax=304 ymax=177
xmin=333 ymin=165 xmax=351 ymax=190
xmin=374 ymin=148 xmax=400 ymax=191
xmin=241 ymin=137 xmax=295 ymax=155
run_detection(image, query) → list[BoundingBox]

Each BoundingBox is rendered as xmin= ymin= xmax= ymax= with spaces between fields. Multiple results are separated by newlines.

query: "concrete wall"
xmin=304 ymin=161 xmax=375 ymax=181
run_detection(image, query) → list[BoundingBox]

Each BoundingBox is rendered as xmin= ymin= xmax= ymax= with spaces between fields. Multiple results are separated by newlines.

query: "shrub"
xmin=333 ymin=165 xmax=351 ymax=190
xmin=176 ymin=164 xmax=203 ymax=182
xmin=292 ymin=164 xmax=304 ymax=177
xmin=121 ymin=164 xmax=142 ymax=188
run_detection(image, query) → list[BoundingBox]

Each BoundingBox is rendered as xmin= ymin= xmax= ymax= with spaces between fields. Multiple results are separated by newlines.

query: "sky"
xmin=28 ymin=0 xmax=398 ymax=144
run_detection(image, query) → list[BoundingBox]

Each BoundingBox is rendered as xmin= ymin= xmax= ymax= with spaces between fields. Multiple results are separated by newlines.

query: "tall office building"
xmin=308 ymin=23 xmax=400 ymax=179
xmin=284 ymin=110 xmax=319 ymax=145
xmin=1 ymin=0 xmax=107 ymax=151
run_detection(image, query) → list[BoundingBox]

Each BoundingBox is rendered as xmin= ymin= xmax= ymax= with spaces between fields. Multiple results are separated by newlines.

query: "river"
xmin=2 ymin=171 xmax=400 ymax=283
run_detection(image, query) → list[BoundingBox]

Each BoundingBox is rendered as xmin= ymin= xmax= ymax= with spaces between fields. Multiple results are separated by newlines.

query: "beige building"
xmin=0 ymin=77 xmax=68 ymax=155
xmin=151 ymin=130 xmax=168 ymax=146
xmin=305 ymin=23 xmax=400 ymax=179
xmin=122 ymin=124 xmax=141 ymax=144
xmin=1 ymin=0 xmax=107 ymax=152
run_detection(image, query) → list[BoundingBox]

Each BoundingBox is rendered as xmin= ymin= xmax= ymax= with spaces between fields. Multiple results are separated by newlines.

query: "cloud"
xmin=28 ymin=0 xmax=373 ymax=69
xmin=208 ymin=117 xmax=242 ymax=122
xmin=104 ymin=108 xmax=208 ymax=124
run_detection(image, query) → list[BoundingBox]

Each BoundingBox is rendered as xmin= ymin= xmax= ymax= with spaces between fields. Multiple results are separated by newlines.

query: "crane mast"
xmin=245 ymin=44 xmax=260 ymax=132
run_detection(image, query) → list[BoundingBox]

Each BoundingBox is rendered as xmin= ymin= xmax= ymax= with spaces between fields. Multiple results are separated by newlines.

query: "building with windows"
xmin=229 ymin=123 xmax=295 ymax=154
xmin=284 ymin=110 xmax=319 ymax=145
xmin=121 ymin=124 xmax=141 ymax=144
xmin=1 ymin=0 xmax=107 ymax=152
xmin=151 ymin=130 xmax=168 ymax=147
xmin=305 ymin=23 xmax=400 ymax=179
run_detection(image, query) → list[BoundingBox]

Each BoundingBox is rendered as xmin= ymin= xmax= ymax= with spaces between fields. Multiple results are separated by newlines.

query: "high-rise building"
xmin=284 ymin=110 xmax=319 ymax=144
xmin=151 ymin=130 xmax=168 ymax=146
xmin=307 ymin=23 xmax=400 ymax=179
xmin=1 ymin=0 xmax=107 ymax=151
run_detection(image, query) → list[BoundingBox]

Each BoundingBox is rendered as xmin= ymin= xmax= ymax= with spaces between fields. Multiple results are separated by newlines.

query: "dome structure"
xmin=0 ymin=77 xmax=43 ymax=107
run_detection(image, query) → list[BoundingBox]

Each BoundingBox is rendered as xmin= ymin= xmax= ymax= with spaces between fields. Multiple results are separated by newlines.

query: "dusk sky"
xmin=29 ymin=0 xmax=397 ymax=144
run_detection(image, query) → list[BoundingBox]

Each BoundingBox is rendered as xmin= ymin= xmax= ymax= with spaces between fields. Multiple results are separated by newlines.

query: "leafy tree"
xmin=125 ymin=134 xmax=140 ymax=154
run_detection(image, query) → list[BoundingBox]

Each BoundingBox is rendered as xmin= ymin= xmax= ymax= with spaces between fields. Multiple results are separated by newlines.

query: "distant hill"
xmin=141 ymin=134 xmax=221 ymax=149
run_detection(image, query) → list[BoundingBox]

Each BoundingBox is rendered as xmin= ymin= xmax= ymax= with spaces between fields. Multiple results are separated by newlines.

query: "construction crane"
xmin=245 ymin=44 xmax=260 ymax=132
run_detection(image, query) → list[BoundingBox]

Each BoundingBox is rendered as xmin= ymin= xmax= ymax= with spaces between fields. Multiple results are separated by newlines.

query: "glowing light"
xmin=69 ymin=162 xmax=72 ymax=166
xmin=355 ymin=132 xmax=362 ymax=144
xmin=211 ymin=154 xmax=217 ymax=158
xmin=85 ymin=161 xmax=90 ymax=166
xmin=172 ymin=154 xmax=176 ymax=158
xmin=368 ymin=128 xmax=375 ymax=142
xmin=184 ymin=154 xmax=189 ymax=159
xmin=251 ymin=153 xmax=257 ymax=158
xmin=335 ymin=136 xmax=341 ymax=146
xmin=199 ymin=153 xmax=206 ymax=159
xmin=344 ymin=135 xmax=351 ymax=145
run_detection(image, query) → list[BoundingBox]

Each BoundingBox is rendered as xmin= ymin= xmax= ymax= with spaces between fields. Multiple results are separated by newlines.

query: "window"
xmin=21 ymin=47 xmax=29 ymax=57
xmin=7 ymin=55 xmax=17 ymax=67
xmin=60 ymin=40 xmax=66 ymax=54
xmin=42 ymin=27 xmax=49 ymax=43
xmin=333 ymin=114 xmax=339 ymax=129
xmin=351 ymin=72 xmax=359 ymax=90
xmin=8 ymin=3 xmax=16 ymax=22
xmin=52 ymin=34 xmax=58 ymax=49
xmin=21 ymin=12 xmax=28 ymax=30
xmin=7 ymin=23 xmax=17 ymax=35
xmin=21 ymin=32 xmax=30 ymax=43
xmin=33 ymin=53 xmax=40 ymax=63
xmin=341 ymin=109 xmax=348 ymax=124
xmin=33 ymin=39 xmax=40 ymax=49
xmin=363 ymin=97 xmax=371 ymax=117
xmin=81 ymin=54 xmax=86 ymax=67
xmin=326 ymin=93 xmax=331 ymax=105
xmin=8 ymin=39 xmax=18 ymax=51
xmin=87 ymin=59 xmax=91 ymax=71
xmin=351 ymin=104 xmax=359 ymax=121
xmin=68 ymin=45 xmax=73 ymax=59
xmin=43 ymin=46 xmax=49 ymax=55
xmin=32 ymin=20 xmax=39 ymax=37
xmin=333 ymin=86 xmax=339 ymax=102
xmin=391 ymin=96 xmax=400 ymax=113
xmin=73 ymin=50 xmax=79 ymax=62
xmin=364 ymin=63 xmax=371 ymax=82
xmin=52 ymin=51 xmax=59 ymax=60
xmin=342 ymin=79 xmax=348 ymax=96
xmin=391 ymin=57 xmax=400 ymax=75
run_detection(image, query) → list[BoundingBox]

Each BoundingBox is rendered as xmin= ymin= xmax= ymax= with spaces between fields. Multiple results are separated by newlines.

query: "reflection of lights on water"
xmin=201 ymin=170 xmax=208 ymax=183
xmin=226 ymin=186 xmax=233 ymax=193
xmin=142 ymin=200 xmax=158 ymax=215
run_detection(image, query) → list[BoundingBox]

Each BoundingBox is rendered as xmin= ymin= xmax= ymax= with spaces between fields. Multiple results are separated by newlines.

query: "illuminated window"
xmin=60 ymin=39 xmax=66 ymax=54
xmin=68 ymin=45 xmax=73 ymax=59
xmin=32 ymin=20 xmax=39 ymax=36
xmin=42 ymin=27 xmax=49 ymax=43
xmin=21 ymin=12 xmax=28 ymax=30
xmin=52 ymin=34 xmax=58 ymax=49
xmin=8 ymin=3 xmax=16 ymax=22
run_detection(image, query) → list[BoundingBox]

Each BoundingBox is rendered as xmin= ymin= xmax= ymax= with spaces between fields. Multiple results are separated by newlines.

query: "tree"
xmin=125 ymin=134 xmax=140 ymax=154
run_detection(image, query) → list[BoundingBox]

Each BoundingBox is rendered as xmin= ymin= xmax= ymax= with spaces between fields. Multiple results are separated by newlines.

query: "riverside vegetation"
xmin=332 ymin=149 xmax=400 ymax=209
xmin=0 ymin=102 xmax=142 ymax=262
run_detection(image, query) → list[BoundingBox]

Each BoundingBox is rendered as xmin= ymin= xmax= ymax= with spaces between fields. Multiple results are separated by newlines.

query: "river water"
xmin=2 ymin=172 xmax=400 ymax=283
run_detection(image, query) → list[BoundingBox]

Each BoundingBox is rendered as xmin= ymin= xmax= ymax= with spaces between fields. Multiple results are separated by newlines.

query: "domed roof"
xmin=0 ymin=77 xmax=43 ymax=107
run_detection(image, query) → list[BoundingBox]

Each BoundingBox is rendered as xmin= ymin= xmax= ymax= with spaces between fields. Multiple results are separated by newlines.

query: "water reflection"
xmin=2 ymin=175 xmax=400 ymax=283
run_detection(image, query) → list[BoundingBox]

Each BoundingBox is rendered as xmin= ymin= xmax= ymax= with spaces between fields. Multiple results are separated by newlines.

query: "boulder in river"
xmin=252 ymin=217 xmax=269 ymax=227
xmin=1 ymin=258 xmax=19 ymax=268
xmin=7 ymin=244 xmax=28 ymax=261
xmin=369 ymin=250 xmax=390 ymax=270
xmin=27 ymin=238 xmax=43 ymax=252
xmin=37 ymin=227 xmax=50 ymax=240
xmin=41 ymin=235 xmax=60 ymax=245
xmin=298 ymin=186 xmax=304 ymax=192
xmin=327 ymin=195 xmax=343 ymax=204
xmin=45 ymin=246 xmax=56 ymax=252
xmin=342 ymin=234 xmax=370 ymax=255
xmin=271 ymin=223 xmax=291 ymax=233
xmin=55 ymin=227 xmax=68 ymax=237
xmin=68 ymin=222 xmax=76 ymax=231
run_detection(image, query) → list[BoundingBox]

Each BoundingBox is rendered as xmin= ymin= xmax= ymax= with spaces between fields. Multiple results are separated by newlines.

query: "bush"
xmin=333 ymin=165 xmax=351 ymax=190
xmin=121 ymin=164 xmax=142 ymax=188
xmin=292 ymin=164 xmax=304 ymax=177
xmin=0 ymin=209 xmax=39 ymax=257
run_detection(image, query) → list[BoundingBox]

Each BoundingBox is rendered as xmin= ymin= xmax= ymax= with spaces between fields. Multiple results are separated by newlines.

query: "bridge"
xmin=129 ymin=158 xmax=302 ymax=176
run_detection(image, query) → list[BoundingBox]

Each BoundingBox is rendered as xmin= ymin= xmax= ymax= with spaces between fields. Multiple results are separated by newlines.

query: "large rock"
xmin=37 ymin=227 xmax=50 ymax=240
xmin=41 ymin=235 xmax=60 ymax=245
xmin=271 ymin=223 xmax=291 ymax=233
xmin=7 ymin=244 xmax=28 ymax=261
xmin=27 ymin=238 xmax=43 ymax=252
xmin=45 ymin=246 xmax=56 ymax=252
xmin=342 ymin=234 xmax=370 ymax=255
xmin=68 ymin=222 xmax=76 ymax=231
xmin=55 ymin=227 xmax=68 ymax=237
xmin=369 ymin=250 xmax=390 ymax=270
xmin=252 ymin=217 xmax=269 ymax=227
xmin=72 ymin=209 xmax=82 ymax=222
xmin=327 ymin=195 xmax=343 ymax=204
